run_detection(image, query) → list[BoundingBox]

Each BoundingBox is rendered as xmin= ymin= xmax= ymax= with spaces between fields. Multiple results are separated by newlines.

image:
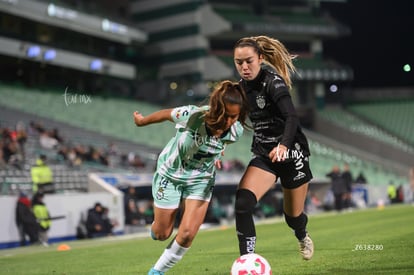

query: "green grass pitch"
xmin=1 ymin=204 xmax=413 ymax=274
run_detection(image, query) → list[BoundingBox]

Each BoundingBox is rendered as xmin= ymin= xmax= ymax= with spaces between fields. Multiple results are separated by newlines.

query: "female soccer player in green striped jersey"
xmin=133 ymin=80 xmax=249 ymax=275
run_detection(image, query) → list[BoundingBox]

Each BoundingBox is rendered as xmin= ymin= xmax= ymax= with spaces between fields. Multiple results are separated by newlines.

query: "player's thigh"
xmin=152 ymin=206 xmax=178 ymax=233
xmin=238 ymin=166 xmax=277 ymax=200
xmin=178 ymin=199 xmax=210 ymax=236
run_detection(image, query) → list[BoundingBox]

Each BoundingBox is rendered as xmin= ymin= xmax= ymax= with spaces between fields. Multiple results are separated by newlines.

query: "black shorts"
xmin=248 ymin=155 xmax=313 ymax=189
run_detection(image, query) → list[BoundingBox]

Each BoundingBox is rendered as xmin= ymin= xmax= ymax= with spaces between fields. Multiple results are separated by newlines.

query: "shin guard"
xmin=284 ymin=212 xmax=308 ymax=240
xmin=235 ymin=189 xmax=257 ymax=255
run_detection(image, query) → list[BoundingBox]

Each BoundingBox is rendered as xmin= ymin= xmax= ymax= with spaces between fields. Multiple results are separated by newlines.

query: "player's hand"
xmin=269 ymin=144 xmax=287 ymax=162
xmin=215 ymin=159 xmax=222 ymax=170
xmin=214 ymin=151 xmax=225 ymax=169
xmin=133 ymin=111 xmax=146 ymax=126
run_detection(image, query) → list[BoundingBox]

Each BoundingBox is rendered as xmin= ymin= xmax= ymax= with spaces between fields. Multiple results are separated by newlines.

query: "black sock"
xmin=235 ymin=189 xmax=257 ymax=255
xmin=284 ymin=212 xmax=308 ymax=240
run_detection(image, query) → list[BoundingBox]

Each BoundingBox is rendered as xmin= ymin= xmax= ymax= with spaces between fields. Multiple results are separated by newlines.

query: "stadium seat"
xmin=0 ymin=83 xmax=408 ymax=186
xmin=348 ymin=101 xmax=414 ymax=147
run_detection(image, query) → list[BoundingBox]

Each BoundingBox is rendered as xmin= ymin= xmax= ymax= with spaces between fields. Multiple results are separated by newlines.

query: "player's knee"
xmin=235 ymin=189 xmax=257 ymax=214
xmin=177 ymin=228 xmax=196 ymax=246
xmin=154 ymin=231 xmax=172 ymax=241
xmin=152 ymin=226 xmax=173 ymax=241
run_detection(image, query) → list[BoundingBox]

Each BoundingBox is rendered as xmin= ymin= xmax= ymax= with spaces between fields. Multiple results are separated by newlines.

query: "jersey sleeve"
xmin=268 ymin=73 xmax=299 ymax=148
xmin=223 ymin=121 xmax=244 ymax=144
xmin=268 ymin=74 xmax=290 ymax=103
xmin=170 ymin=105 xmax=208 ymax=128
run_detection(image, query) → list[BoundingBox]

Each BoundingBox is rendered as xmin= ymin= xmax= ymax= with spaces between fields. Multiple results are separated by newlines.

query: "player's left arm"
xmin=133 ymin=109 xmax=173 ymax=127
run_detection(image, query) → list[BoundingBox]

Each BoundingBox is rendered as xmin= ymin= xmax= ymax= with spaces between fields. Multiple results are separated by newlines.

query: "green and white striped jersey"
xmin=157 ymin=105 xmax=244 ymax=186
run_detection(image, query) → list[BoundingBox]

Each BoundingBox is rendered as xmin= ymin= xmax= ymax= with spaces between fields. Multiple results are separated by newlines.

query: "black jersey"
xmin=240 ymin=68 xmax=310 ymax=160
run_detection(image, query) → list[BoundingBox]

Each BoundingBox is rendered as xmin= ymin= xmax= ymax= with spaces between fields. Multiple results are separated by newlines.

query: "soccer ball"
xmin=231 ymin=253 xmax=272 ymax=275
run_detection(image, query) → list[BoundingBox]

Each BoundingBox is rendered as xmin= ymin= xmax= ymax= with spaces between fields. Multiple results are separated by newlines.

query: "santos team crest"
xmin=256 ymin=95 xmax=266 ymax=109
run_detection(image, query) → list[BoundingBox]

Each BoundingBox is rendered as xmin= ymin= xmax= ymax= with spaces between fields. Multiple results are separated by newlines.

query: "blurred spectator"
xmin=86 ymin=146 xmax=98 ymax=163
xmin=327 ymin=165 xmax=347 ymax=212
xmin=387 ymin=181 xmax=398 ymax=204
xmin=3 ymin=139 xmax=23 ymax=168
xmin=38 ymin=129 xmax=59 ymax=149
xmin=97 ymin=148 xmax=109 ymax=166
xmin=124 ymin=186 xmax=138 ymax=207
xmin=67 ymin=147 xmax=83 ymax=167
xmin=102 ymin=207 xmax=118 ymax=232
xmin=1 ymin=127 xmax=24 ymax=168
xmin=82 ymin=146 xmax=109 ymax=166
xmin=2 ymin=119 xmax=147 ymax=172
xmin=15 ymin=192 xmax=39 ymax=246
xmin=1 ymin=126 xmax=17 ymax=142
xmin=50 ymin=128 xmax=64 ymax=144
xmin=142 ymin=200 xmax=154 ymax=225
xmin=29 ymin=121 xmax=45 ymax=135
xmin=32 ymin=192 xmax=51 ymax=246
xmin=58 ymin=144 xmax=83 ymax=167
xmin=127 ymin=152 xmax=145 ymax=168
xmin=125 ymin=200 xmax=146 ymax=233
xmin=124 ymin=186 xmax=146 ymax=234
xmin=342 ymin=163 xmax=353 ymax=209
xmin=322 ymin=189 xmax=335 ymax=211
xmin=86 ymin=202 xmax=113 ymax=238
xmin=355 ymin=172 xmax=367 ymax=184
xmin=73 ymin=144 xmax=88 ymax=162
xmin=15 ymin=121 xmax=28 ymax=158
xmin=31 ymin=154 xmax=55 ymax=194
xmin=396 ymin=184 xmax=404 ymax=203
xmin=106 ymin=141 xmax=119 ymax=156
xmin=120 ymin=154 xmax=129 ymax=168
xmin=57 ymin=145 xmax=69 ymax=162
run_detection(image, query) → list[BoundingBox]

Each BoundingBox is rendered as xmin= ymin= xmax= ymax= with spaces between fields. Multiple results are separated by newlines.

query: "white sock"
xmin=153 ymin=239 xmax=189 ymax=272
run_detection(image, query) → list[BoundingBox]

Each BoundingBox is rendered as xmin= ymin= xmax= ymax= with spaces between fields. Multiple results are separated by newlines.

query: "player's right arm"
xmin=133 ymin=109 xmax=173 ymax=127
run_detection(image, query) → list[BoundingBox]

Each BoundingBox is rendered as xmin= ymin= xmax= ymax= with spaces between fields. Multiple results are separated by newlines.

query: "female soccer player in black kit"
xmin=233 ymin=35 xmax=314 ymax=260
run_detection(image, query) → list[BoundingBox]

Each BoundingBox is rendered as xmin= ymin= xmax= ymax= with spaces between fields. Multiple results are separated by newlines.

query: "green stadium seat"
xmin=348 ymin=101 xmax=414 ymax=147
xmin=318 ymin=107 xmax=414 ymax=153
xmin=0 ymin=83 xmax=407 ymax=186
